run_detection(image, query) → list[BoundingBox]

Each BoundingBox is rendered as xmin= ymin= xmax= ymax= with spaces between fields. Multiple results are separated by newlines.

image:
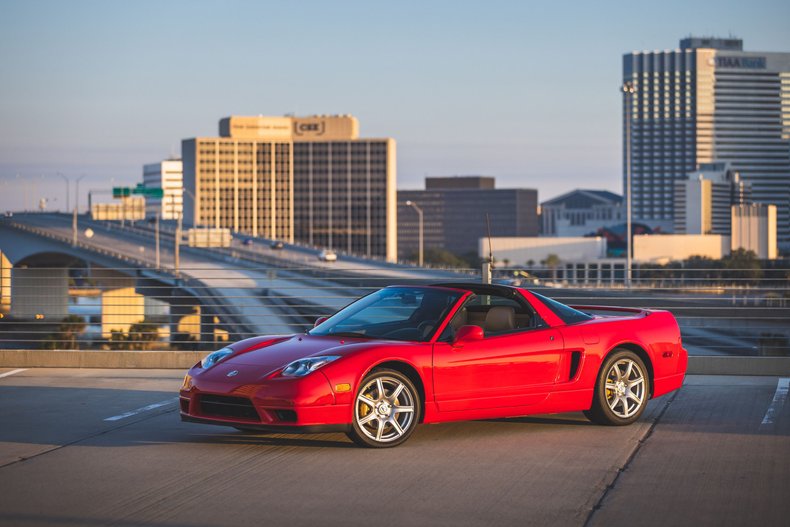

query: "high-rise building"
xmin=143 ymin=159 xmax=183 ymax=220
xmin=673 ymin=162 xmax=750 ymax=235
xmin=623 ymin=37 xmax=790 ymax=248
xmin=398 ymin=177 xmax=538 ymax=260
xmin=182 ymin=115 xmax=396 ymax=260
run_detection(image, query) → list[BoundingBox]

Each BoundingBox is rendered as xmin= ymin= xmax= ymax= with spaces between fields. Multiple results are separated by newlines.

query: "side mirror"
xmin=453 ymin=325 xmax=484 ymax=345
xmin=314 ymin=316 xmax=329 ymax=327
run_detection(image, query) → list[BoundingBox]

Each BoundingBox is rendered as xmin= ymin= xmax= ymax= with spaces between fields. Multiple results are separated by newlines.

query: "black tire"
xmin=347 ymin=368 xmax=421 ymax=448
xmin=584 ymin=349 xmax=649 ymax=426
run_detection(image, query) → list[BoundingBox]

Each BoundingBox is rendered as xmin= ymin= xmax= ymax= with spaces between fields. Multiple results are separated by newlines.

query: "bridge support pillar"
xmin=101 ymin=286 xmax=145 ymax=338
xmin=90 ymin=270 xmax=146 ymax=338
xmin=11 ymin=267 xmax=69 ymax=320
xmin=170 ymin=301 xmax=217 ymax=350
xmin=0 ymin=251 xmax=10 ymax=314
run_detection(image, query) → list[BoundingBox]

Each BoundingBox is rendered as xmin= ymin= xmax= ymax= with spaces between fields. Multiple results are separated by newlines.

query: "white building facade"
xmin=143 ymin=159 xmax=183 ymax=220
xmin=731 ymin=203 xmax=778 ymax=259
xmin=673 ymin=162 xmax=750 ymax=235
xmin=540 ymin=189 xmax=623 ymax=237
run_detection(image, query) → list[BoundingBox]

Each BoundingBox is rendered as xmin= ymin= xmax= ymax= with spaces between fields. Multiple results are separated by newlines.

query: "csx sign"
xmin=295 ymin=121 xmax=325 ymax=136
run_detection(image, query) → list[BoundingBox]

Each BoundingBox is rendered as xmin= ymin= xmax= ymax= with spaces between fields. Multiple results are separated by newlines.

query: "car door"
xmin=432 ymin=326 xmax=564 ymax=412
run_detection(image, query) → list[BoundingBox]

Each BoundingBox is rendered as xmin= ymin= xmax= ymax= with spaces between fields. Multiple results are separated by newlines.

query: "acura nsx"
xmin=180 ymin=283 xmax=687 ymax=447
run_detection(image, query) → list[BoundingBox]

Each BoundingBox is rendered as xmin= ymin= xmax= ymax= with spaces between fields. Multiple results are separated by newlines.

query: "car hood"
xmin=216 ymin=334 xmax=382 ymax=374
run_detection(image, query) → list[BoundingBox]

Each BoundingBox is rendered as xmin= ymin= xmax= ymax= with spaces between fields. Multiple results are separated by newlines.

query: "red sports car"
xmin=180 ymin=283 xmax=687 ymax=447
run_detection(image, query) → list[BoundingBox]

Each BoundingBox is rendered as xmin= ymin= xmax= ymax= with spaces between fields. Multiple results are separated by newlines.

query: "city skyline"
xmin=1 ymin=0 xmax=790 ymax=212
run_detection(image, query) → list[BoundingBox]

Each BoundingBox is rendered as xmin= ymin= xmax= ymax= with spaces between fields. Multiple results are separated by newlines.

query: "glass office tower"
xmin=623 ymin=37 xmax=790 ymax=249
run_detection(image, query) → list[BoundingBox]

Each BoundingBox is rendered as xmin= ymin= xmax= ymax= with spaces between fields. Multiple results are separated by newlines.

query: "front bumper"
xmin=179 ymin=365 xmax=352 ymax=431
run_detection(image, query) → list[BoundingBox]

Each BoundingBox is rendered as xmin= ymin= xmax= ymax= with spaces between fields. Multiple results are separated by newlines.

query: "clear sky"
xmin=1 ymin=0 xmax=789 ymax=212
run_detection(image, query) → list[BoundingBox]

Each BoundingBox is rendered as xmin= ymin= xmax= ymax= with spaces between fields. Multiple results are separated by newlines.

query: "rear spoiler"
xmin=569 ymin=305 xmax=651 ymax=316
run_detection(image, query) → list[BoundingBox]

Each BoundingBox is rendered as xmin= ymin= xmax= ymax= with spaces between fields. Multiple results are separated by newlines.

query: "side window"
xmin=439 ymin=292 xmax=543 ymax=341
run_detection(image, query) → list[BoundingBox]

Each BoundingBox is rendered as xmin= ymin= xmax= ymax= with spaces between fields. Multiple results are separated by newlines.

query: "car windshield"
xmin=309 ymin=287 xmax=463 ymax=342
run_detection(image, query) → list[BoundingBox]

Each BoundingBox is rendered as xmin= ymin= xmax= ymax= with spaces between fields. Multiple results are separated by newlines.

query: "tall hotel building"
xmin=182 ymin=115 xmax=397 ymax=261
xmin=623 ymin=37 xmax=790 ymax=248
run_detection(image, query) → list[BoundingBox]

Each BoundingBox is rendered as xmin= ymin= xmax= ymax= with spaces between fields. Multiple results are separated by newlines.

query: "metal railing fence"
xmin=0 ymin=264 xmax=788 ymax=356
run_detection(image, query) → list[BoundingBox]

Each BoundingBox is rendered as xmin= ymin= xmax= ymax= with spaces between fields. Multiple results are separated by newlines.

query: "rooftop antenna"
xmin=486 ymin=213 xmax=494 ymax=268
xmin=482 ymin=213 xmax=494 ymax=285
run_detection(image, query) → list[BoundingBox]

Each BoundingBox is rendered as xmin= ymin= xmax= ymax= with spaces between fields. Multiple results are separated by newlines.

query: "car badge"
xmin=227 ymin=370 xmax=239 ymax=377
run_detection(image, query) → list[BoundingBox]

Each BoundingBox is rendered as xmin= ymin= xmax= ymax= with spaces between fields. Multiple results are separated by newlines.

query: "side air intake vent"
xmin=569 ymin=352 xmax=582 ymax=381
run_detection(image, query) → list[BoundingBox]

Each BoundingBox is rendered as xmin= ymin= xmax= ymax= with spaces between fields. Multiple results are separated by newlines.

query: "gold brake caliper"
xmin=359 ymin=389 xmax=372 ymax=417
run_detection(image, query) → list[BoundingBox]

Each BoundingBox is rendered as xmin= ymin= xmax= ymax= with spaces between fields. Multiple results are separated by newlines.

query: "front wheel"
xmin=347 ymin=369 xmax=421 ymax=448
xmin=584 ymin=350 xmax=649 ymax=426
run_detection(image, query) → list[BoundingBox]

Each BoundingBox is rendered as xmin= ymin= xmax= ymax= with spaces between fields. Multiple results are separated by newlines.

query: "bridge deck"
xmin=0 ymin=368 xmax=787 ymax=526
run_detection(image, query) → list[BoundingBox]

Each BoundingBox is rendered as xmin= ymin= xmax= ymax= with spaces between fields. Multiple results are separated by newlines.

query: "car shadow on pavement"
xmin=481 ymin=414 xmax=593 ymax=426
xmin=183 ymin=430 xmax=355 ymax=449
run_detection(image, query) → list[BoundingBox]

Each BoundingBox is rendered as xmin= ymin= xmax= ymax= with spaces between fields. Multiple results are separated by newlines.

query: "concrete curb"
xmin=2 ymin=351 xmax=790 ymax=375
xmin=0 ymin=350 xmax=203 ymax=369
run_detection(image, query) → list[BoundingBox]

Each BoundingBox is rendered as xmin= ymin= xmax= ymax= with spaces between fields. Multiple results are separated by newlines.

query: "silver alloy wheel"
xmin=604 ymin=358 xmax=646 ymax=419
xmin=354 ymin=375 xmax=415 ymax=443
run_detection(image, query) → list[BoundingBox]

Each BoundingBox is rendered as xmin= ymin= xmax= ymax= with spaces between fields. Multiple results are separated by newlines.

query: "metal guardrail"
xmin=0 ymin=264 xmax=788 ymax=356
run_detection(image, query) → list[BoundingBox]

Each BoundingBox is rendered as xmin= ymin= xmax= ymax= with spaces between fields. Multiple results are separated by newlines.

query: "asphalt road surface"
xmin=0 ymin=368 xmax=788 ymax=527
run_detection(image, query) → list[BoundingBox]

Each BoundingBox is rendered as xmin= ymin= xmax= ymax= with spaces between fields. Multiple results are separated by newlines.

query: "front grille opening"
xmin=273 ymin=409 xmax=297 ymax=423
xmin=199 ymin=394 xmax=260 ymax=421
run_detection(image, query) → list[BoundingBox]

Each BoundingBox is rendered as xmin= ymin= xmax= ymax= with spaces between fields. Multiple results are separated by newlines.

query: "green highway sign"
xmin=112 ymin=185 xmax=164 ymax=199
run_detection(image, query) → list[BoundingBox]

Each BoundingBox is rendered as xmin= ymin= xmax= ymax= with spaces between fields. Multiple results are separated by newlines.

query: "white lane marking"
xmin=104 ymin=397 xmax=179 ymax=422
xmin=760 ymin=377 xmax=790 ymax=429
xmin=0 ymin=368 xmax=27 ymax=379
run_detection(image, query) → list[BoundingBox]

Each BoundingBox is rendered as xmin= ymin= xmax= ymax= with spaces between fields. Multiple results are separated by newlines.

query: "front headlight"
xmin=281 ymin=356 xmax=340 ymax=377
xmin=201 ymin=347 xmax=233 ymax=369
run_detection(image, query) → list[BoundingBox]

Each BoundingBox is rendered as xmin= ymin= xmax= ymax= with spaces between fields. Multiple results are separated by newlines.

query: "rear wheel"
xmin=585 ymin=350 xmax=648 ymax=426
xmin=347 ymin=369 xmax=421 ymax=448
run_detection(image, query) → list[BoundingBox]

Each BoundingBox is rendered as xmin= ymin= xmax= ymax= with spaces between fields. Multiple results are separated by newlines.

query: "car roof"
xmin=431 ymin=282 xmax=522 ymax=297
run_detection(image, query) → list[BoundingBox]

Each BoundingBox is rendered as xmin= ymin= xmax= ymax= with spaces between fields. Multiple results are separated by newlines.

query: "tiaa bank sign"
xmin=716 ymin=56 xmax=767 ymax=69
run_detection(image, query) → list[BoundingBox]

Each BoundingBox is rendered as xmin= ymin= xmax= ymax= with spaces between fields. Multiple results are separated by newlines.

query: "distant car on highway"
xmin=270 ymin=241 xmax=284 ymax=250
xmin=243 ymin=238 xmax=254 ymax=246
xmin=180 ymin=283 xmax=687 ymax=447
xmin=318 ymin=249 xmax=337 ymax=262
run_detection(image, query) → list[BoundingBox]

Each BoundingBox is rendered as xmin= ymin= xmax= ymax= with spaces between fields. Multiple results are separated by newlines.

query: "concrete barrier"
xmin=687 ymin=356 xmax=790 ymax=376
xmin=0 ymin=350 xmax=203 ymax=369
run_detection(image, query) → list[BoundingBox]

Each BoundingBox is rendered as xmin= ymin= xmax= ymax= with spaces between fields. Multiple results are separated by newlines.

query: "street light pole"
xmin=622 ymin=81 xmax=636 ymax=288
xmin=405 ymin=200 xmax=424 ymax=267
xmin=74 ymin=175 xmax=85 ymax=214
xmin=57 ymin=173 xmax=70 ymax=213
xmin=155 ymin=212 xmax=160 ymax=269
xmin=175 ymin=187 xmax=195 ymax=276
